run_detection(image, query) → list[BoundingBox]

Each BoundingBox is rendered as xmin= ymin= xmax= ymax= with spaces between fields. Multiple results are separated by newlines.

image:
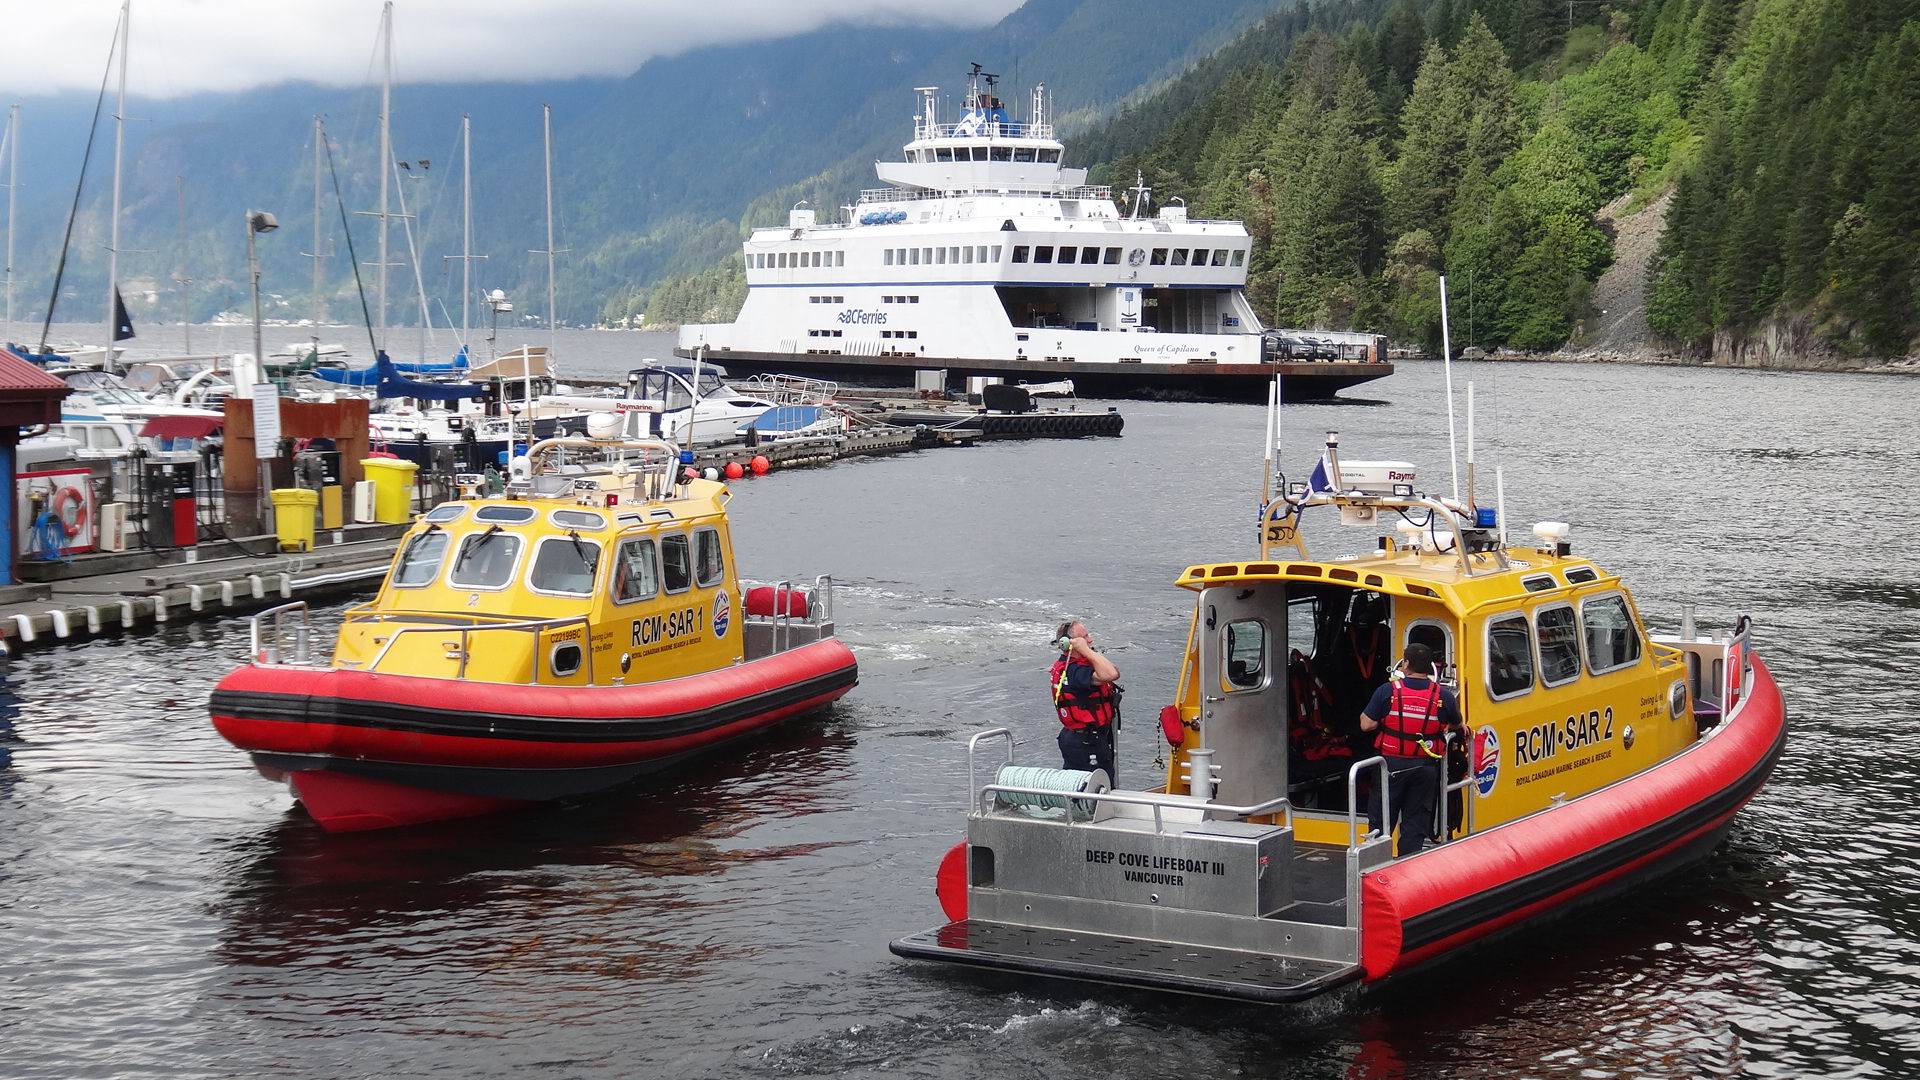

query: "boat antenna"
xmin=4 ymin=103 xmax=17 ymax=341
xmin=1439 ymin=273 xmax=1460 ymax=500
xmin=320 ymin=118 xmax=379 ymax=359
xmin=35 ymin=10 xmax=120 ymax=355
xmin=104 ymin=0 xmax=129 ymax=372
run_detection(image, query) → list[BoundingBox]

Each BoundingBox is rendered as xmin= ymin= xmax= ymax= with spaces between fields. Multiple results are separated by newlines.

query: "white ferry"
xmin=680 ymin=67 xmax=1393 ymax=401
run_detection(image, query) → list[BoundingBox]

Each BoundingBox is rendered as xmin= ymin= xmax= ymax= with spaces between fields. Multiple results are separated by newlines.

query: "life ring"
xmin=52 ymin=485 xmax=88 ymax=539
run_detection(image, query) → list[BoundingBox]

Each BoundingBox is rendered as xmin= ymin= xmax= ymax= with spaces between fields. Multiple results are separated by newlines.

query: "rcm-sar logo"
xmin=712 ymin=589 xmax=731 ymax=639
xmin=1473 ymin=727 xmax=1500 ymax=796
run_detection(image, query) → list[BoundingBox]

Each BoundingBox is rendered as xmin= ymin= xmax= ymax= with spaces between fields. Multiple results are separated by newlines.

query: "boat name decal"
xmin=1131 ymin=343 xmax=1207 ymax=357
xmin=1512 ymin=707 xmax=1615 ymax=784
xmin=837 ymin=309 xmax=888 ymax=326
xmin=631 ymin=606 xmax=706 ymax=649
xmin=1085 ymin=848 xmax=1226 ymax=888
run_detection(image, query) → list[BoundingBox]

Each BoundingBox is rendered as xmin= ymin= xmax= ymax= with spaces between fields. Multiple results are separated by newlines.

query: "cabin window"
xmin=977 ymin=245 xmax=989 ymax=262
xmin=1058 ymin=245 xmax=1077 ymax=263
xmin=1231 ymin=249 xmax=1246 ymax=266
xmin=836 ymin=251 xmax=845 ymax=267
xmin=1150 ymin=248 xmax=1168 ymax=266
xmin=1286 ymin=596 xmax=1320 ymax=658
xmin=1039 ymin=148 xmax=1060 ymax=163
xmin=1486 ymin=615 xmax=1534 ymax=700
xmin=776 ymin=252 xmax=786 ymax=269
xmin=962 ymin=247 xmax=973 ymax=264
xmin=660 ymin=533 xmax=693 ymax=594
xmin=936 ymin=247 xmax=947 ymax=264
xmin=884 ymin=249 xmax=894 ymax=266
xmin=551 ymin=509 xmax=607 ymax=530
xmin=1014 ymin=147 xmax=1036 ymax=162
xmin=423 ymin=504 xmax=467 ymax=523
xmin=612 ymin=538 xmax=659 ymax=603
xmin=1223 ymin=619 xmax=1267 ymax=691
xmin=1035 ymin=246 xmax=1054 ymax=264
xmin=1521 ymin=574 xmax=1556 ymax=593
xmin=936 ymin=147 xmax=953 ymax=162
xmin=991 ymin=147 xmax=1012 ymax=161
xmin=1103 ymin=247 xmax=1121 ymax=264
xmin=1582 ymin=594 xmax=1643 ymax=674
xmin=1080 ymin=247 xmax=1099 ymax=265
xmin=1212 ymin=249 xmax=1228 ymax=266
xmin=694 ymin=527 xmax=725 ymax=587
xmin=448 ymin=531 xmax=523 ymax=590
xmin=1565 ymin=565 xmax=1598 ymax=584
xmin=474 ymin=505 xmax=538 ymax=524
xmin=1172 ymin=249 xmax=1189 ymax=266
xmin=392 ymin=531 xmax=450 ymax=587
xmin=1012 ymin=246 xmax=1029 ymax=263
xmin=528 ymin=535 xmax=602 ymax=596
xmin=948 ymin=246 xmax=960 ymax=263
xmin=991 ymin=245 xmax=1002 ymax=261
xmin=909 ymin=249 xmax=920 ymax=265
xmin=1190 ymin=248 xmax=1208 ymax=265
xmin=1535 ymin=605 xmax=1582 ymax=686
xmin=1406 ymin=621 xmax=1452 ymax=678
xmin=922 ymin=247 xmax=933 ymax=265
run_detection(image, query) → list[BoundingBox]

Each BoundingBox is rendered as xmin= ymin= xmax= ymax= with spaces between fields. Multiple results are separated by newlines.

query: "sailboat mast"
xmin=540 ymin=103 xmax=556 ymax=429
xmin=311 ymin=114 xmax=323 ymax=354
xmin=106 ymin=0 xmax=128 ymax=370
xmin=461 ymin=114 xmax=471 ymax=346
xmin=175 ymin=175 xmax=189 ymax=353
xmin=5 ymin=103 xmax=17 ymax=339
xmin=376 ymin=0 xmax=391 ymax=353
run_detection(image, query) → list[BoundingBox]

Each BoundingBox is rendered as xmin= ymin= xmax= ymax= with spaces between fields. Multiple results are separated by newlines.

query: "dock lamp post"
xmin=246 ymin=209 xmax=278 ymax=538
xmin=245 ymin=210 xmax=279 ymax=381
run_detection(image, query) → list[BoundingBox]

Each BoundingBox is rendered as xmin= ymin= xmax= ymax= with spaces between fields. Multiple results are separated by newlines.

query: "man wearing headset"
xmin=1358 ymin=642 xmax=1464 ymax=856
xmin=1051 ymin=620 xmax=1122 ymax=784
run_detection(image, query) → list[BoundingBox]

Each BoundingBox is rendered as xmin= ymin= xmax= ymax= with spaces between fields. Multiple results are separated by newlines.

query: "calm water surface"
xmin=2 ymin=343 xmax=1917 ymax=1078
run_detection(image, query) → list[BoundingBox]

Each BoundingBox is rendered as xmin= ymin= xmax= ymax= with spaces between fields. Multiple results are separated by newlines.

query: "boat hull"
xmin=675 ymin=348 xmax=1393 ymax=402
xmin=209 ymin=638 xmax=858 ymax=831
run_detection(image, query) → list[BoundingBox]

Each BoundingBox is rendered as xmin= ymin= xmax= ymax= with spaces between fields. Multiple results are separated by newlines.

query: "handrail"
xmin=976 ymin=780 xmax=1295 ymax=834
xmin=250 ymin=600 xmax=312 ymax=665
xmin=967 ymin=727 xmax=1015 ymax=806
xmin=1347 ymin=756 xmax=1390 ymax=851
xmin=361 ymin=613 xmax=594 ymax=684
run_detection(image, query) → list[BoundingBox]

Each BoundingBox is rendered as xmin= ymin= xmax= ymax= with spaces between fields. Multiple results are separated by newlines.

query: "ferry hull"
xmin=891 ymin=653 xmax=1784 ymax=1002
xmin=209 ymin=639 xmax=858 ymax=832
xmin=677 ymin=349 xmax=1392 ymax=402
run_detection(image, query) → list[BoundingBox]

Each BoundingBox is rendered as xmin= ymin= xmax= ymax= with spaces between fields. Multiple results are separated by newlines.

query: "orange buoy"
xmin=749 ymin=455 xmax=771 ymax=476
xmin=723 ymin=461 xmax=745 ymax=480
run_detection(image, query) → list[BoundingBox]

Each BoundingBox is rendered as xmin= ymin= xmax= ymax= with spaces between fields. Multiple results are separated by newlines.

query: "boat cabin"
xmin=330 ymin=438 xmax=833 ymax=686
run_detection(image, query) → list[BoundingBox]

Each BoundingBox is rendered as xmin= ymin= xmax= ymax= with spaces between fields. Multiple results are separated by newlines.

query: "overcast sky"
xmin=3 ymin=0 xmax=1023 ymax=98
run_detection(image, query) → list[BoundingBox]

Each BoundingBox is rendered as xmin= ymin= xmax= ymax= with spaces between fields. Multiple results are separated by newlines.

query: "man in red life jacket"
xmin=1052 ymin=620 xmax=1121 ymax=783
xmin=1359 ymin=642 xmax=1464 ymax=856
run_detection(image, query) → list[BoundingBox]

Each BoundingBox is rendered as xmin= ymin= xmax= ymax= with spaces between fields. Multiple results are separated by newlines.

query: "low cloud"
xmin=5 ymin=0 xmax=1021 ymax=98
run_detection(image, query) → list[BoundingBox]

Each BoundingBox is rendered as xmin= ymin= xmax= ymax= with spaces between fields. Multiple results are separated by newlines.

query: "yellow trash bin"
xmin=270 ymin=488 xmax=319 ymax=552
xmin=361 ymin=458 xmax=419 ymax=524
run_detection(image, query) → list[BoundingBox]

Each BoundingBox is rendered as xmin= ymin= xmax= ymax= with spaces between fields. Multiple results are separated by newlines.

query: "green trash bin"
xmin=270 ymin=488 xmax=319 ymax=552
xmin=361 ymin=458 xmax=420 ymax=524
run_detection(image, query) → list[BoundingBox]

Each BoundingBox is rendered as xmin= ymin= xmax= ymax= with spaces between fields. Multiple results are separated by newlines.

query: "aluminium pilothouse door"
xmin=1196 ymin=584 xmax=1289 ymax=806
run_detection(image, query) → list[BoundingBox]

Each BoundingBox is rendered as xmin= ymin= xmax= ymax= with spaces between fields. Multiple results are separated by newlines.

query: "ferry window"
xmin=449 ymin=532 xmax=523 ymax=590
xmin=1151 ymin=248 xmax=1168 ymax=266
xmin=977 ymin=245 xmax=989 ymax=262
xmin=1080 ymin=247 xmax=1099 ymax=264
xmin=836 ymin=251 xmax=845 ymax=267
xmin=950 ymin=246 xmax=961 ymax=263
xmin=936 ymin=147 xmax=953 ymax=162
xmin=660 ymin=533 xmax=692 ymax=594
xmin=1040 ymin=149 xmax=1060 ymax=163
xmin=884 ymin=249 xmax=894 ymax=266
xmin=910 ymin=295 xmax=920 ymax=303
xmin=1487 ymin=615 xmax=1534 ymax=700
xmin=1521 ymin=574 xmax=1556 ymax=593
xmin=778 ymin=252 xmax=788 ymax=268
xmin=1059 ymin=245 xmax=1077 ymax=263
xmin=529 ymin=535 xmax=602 ymax=597
xmin=1014 ymin=147 xmax=1036 ymax=162
xmin=909 ymin=249 xmax=919 ymax=265
xmin=1536 ymin=605 xmax=1582 ymax=686
xmin=1565 ymin=566 xmax=1598 ymax=584
xmin=1231 ymin=249 xmax=1246 ymax=266
xmin=936 ymin=247 xmax=947 ymax=265
xmin=1035 ymin=246 xmax=1054 ymax=263
xmin=392 ymin=531 xmax=450 ymax=587
xmin=962 ymin=247 xmax=973 ymax=264
xmin=1172 ymin=249 xmax=1189 ymax=266
xmin=1103 ymin=247 xmax=1121 ymax=264
xmin=1582 ymin=595 xmax=1643 ymax=674
xmin=1012 ymin=246 xmax=1030 ymax=263
xmin=991 ymin=147 xmax=1012 ymax=161
xmin=991 ymin=245 xmax=1002 ymax=261
xmin=1223 ymin=619 xmax=1266 ymax=690
xmin=694 ymin=528 xmax=725 ymax=587
xmin=1190 ymin=248 xmax=1207 ymax=265
xmin=612 ymin=538 xmax=658 ymax=603
xmin=1212 ymin=250 xmax=1228 ymax=266
xmin=922 ymin=247 xmax=933 ymax=264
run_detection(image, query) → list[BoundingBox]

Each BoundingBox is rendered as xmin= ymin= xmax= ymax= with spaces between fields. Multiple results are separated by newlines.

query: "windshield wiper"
xmin=455 ymin=524 xmax=502 ymax=568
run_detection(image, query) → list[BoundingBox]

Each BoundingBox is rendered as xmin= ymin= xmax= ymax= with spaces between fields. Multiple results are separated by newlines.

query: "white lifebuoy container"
xmin=52 ymin=485 xmax=88 ymax=539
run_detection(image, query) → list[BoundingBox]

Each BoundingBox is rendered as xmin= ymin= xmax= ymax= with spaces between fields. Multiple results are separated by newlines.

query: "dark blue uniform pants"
xmin=1367 ymin=756 xmax=1440 ymax=856
xmin=1058 ymin=724 xmax=1116 ymax=786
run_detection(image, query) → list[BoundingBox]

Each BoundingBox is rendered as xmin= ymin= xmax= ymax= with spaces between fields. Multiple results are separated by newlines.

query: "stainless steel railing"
xmin=359 ymin=613 xmax=595 ymax=684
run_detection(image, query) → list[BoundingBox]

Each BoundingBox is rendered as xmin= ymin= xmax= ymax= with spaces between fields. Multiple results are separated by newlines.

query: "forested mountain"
xmin=0 ymin=0 xmax=1280 ymax=346
xmin=1076 ymin=0 xmax=1919 ymax=359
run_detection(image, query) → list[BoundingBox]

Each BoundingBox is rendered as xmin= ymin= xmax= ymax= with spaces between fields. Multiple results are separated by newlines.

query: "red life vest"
xmin=1374 ymin=678 xmax=1448 ymax=758
xmin=1288 ymin=650 xmax=1351 ymax=761
xmin=1051 ymin=655 xmax=1116 ymax=730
